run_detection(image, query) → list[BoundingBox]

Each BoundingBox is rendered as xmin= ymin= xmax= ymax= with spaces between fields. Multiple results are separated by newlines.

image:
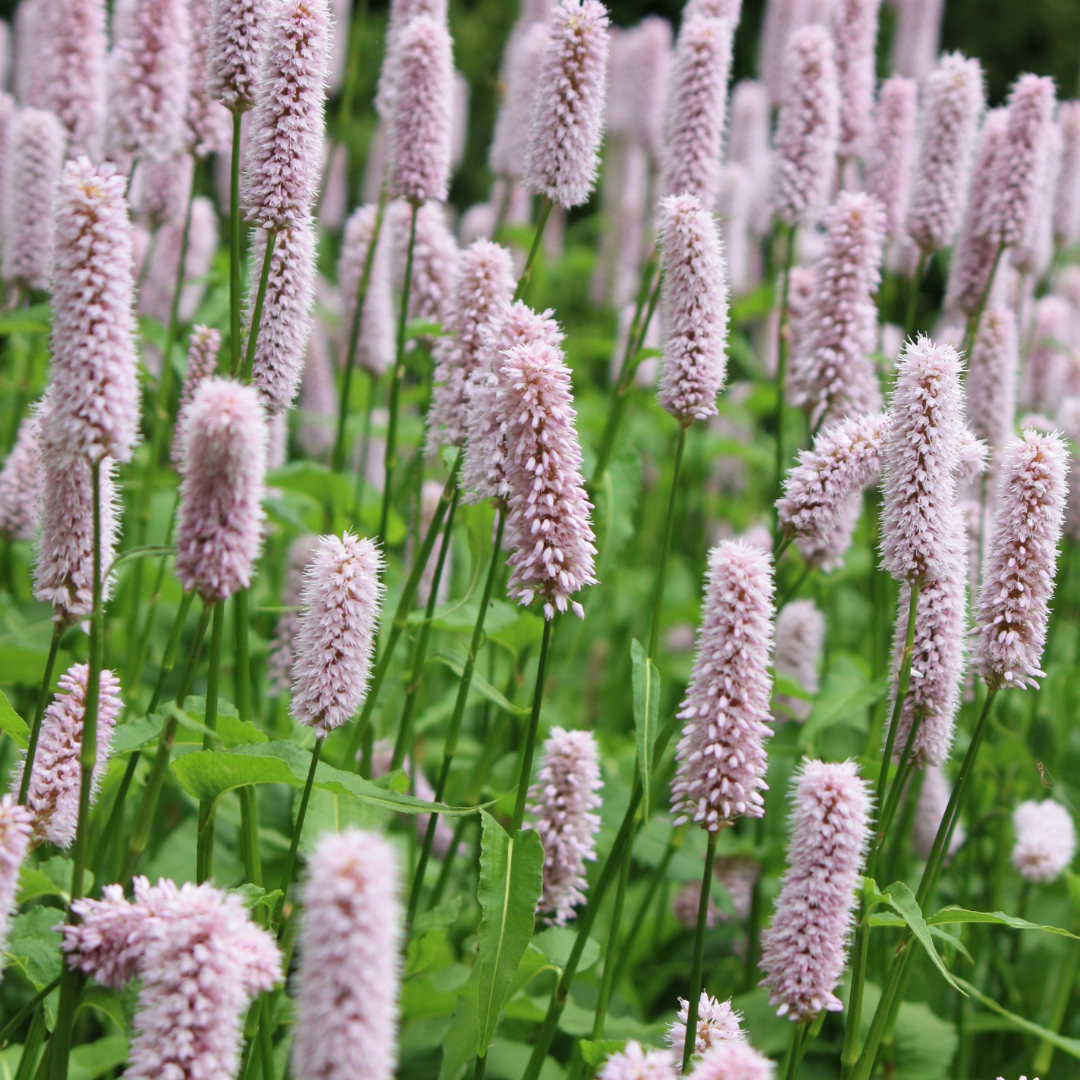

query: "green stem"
xmin=781 ymin=1024 xmax=808 ymax=1080
xmin=351 ymin=372 xmax=379 ymax=527
xmin=88 ymin=750 xmax=141 ymax=877
xmin=257 ymin=997 xmax=275 ymax=1080
xmin=273 ymin=737 xmax=324 ymax=930
xmin=512 ymin=197 xmax=553 ymax=302
xmin=196 ymin=602 xmax=225 ymax=884
xmin=682 ymin=829 xmax=720 ymax=1073
xmin=961 ymin=242 xmax=1006 ymax=358
xmin=379 ymin=202 xmax=418 ymax=545
xmin=648 ymin=425 xmax=687 ymax=658
xmin=0 ymin=976 xmax=60 ymax=1047
xmin=235 ymin=589 xmax=251 ymax=725
xmin=125 ymin=515 xmax=178 ymax=697
xmin=242 ymin=231 xmax=277 ymax=383
xmin=773 ymin=225 xmax=796 ymax=528
xmin=472 ymin=1051 xmax=487 ymax=1080
xmin=876 ymin=586 xmax=920 ymax=810
xmin=19 ymin=621 xmax=64 ymax=804
xmin=904 ymin=249 xmax=929 ymax=338
xmin=839 ymin=912 xmax=870 ymax=1079
xmin=14 ymin=1006 xmax=46 ymax=1080
xmin=146 ymin=591 xmax=196 ymax=716
xmin=239 ymin=786 xmax=263 ymax=887
xmin=230 ymin=111 xmax=243 ymax=376
xmin=511 ymin=618 xmax=555 ymax=835
xmin=336 ymin=0 xmax=368 ymax=138
xmin=591 ymin=836 xmax=632 ymax=1042
xmin=1033 ymin=935 xmax=1080 ymax=1074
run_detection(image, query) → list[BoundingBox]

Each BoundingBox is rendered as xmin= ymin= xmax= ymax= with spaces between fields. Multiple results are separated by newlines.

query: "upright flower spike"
xmin=0 ymin=796 xmax=32 ymax=975
xmin=1054 ymin=100 xmax=1080 ymax=252
xmin=290 ymin=532 xmax=384 ymax=736
xmin=912 ymin=765 xmax=964 ymax=861
xmin=244 ymin=0 xmax=330 ymax=230
xmin=830 ymin=0 xmax=878 ymax=162
xmin=657 ymin=193 xmax=729 ymax=425
xmin=659 ymin=14 xmax=732 ymax=210
xmin=786 ymin=192 xmax=885 ymax=428
xmin=670 ymin=542 xmax=775 ymax=830
xmin=267 ymin=533 xmax=321 ymax=694
xmin=880 ymin=336 xmax=965 ymax=587
xmin=974 ymin=429 xmax=1069 ymax=690
xmin=1012 ymin=800 xmax=1077 ymax=883
xmin=685 ymin=1044 xmax=774 ymax=1080
xmin=966 ymin=307 xmax=1018 ymax=452
xmin=174 ymin=378 xmax=267 ymax=603
xmin=527 ymin=727 xmax=603 ymax=926
xmin=0 ymin=412 xmax=43 ymax=541
xmin=187 ymin=0 xmax=232 ymax=156
xmin=10 ymin=663 xmax=122 ymax=848
xmin=48 ymin=158 xmax=140 ymax=466
xmin=489 ymin=22 xmax=550 ymax=180
xmin=298 ymin=326 xmax=338 ymax=460
xmin=428 ymin=239 xmax=515 ymax=451
xmin=291 ymin=830 xmax=401 ymax=1080
xmin=773 ymin=599 xmax=825 ymax=722
xmin=666 ymin=994 xmax=745 ymax=1064
xmin=769 ymin=24 xmax=840 ymax=229
xmin=598 ymin=1042 xmax=677 ymax=1080
xmin=890 ymin=0 xmax=943 ymax=82
xmin=727 ymin=79 xmax=772 ymax=234
xmin=171 ymin=326 xmax=222 ymax=469
xmin=905 ymin=52 xmax=985 ymax=254
xmin=139 ymin=196 xmax=220 ymax=327
xmin=1020 ymin=296 xmax=1078 ymax=414
xmin=2 ymin=108 xmax=64 ymax=293
xmin=620 ymin=15 xmax=671 ymax=163
xmin=387 ymin=14 xmax=453 ymax=206
xmin=374 ymin=0 xmax=449 ymax=120
xmin=247 ymin=218 xmax=317 ymax=414
xmin=107 ymin=0 xmax=191 ymax=163
xmin=865 ymin=76 xmax=918 ymax=242
xmin=523 ymin=0 xmax=610 ymax=209
xmin=206 ymin=0 xmax=269 ymax=113
xmin=338 ymin=203 xmax=395 ymax=377
xmin=499 ymin=340 xmax=598 ymax=620
xmin=757 ymin=0 xmax=800 ymax=106
xmin=759 ymin=759 xmax=871 ymax=1022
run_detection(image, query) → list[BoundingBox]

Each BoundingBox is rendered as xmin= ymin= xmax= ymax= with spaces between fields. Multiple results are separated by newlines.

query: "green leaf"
xmin=17 ymin=856 xmax=92 ymax=904
xmin=630 ymin=639 xmax=660 ymax=827
xmin=439 ymin=967 xmax=479 ymax=1080
xmin=0 ymin=305 xmax=50 ymax=334
xmin=414 ymin=896 xmax=462 ymax=941
xmin=884 ymin=882 xmax=964 ymax=995
xmin=228 ymin=883 xmax=283 ymax=925
xmin=111 ymin=714 xmax=166 ymax=755
xmin=408 ymin=318 xmax=446 ymax=339
xmin=429 ymin=653 xmax=529 ymax=715
xmin=579 ymin=1040 xmax=626 ymax=1068
xmin=407 ymin=898 xmax=462 ymax=980
xmin=6 ymin=907 xmax=63 ymax=991
xmin=925 ymin=906 xmax=1080 ymax=940
xmin=106 ymin=545 xmax=175 ymax=578
xmin=475 ymin=811 xmax=544 ymax=1055
xmin=69 ymin=1035 xmax=129 ymax=1080
xmin=800 ymin=656 xmax=887 ymax=749
xmin=266 ymin=462 xmax=355 ymax=513
xmin=865 ymin=914 xmax=973 ymax=963
xmin=529 ymin=928 xmax=601 ymax=974
xmin=0 ymin=688 xmax=29 ymax=749
xmin=0 ymin=645 xmax=73 ymax=690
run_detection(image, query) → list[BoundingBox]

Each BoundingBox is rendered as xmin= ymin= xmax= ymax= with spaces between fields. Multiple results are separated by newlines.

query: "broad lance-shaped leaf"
xmin=0 ymin=688 xmax=29 ymax=749
xmin=631 ymin=639 xmax=659 ymax=826
xmin=926 ymin=906 xmax=1080 ymax=940
xmin=475 ymin=810 xmax=544 ymax=1055
xmin=884 ymin=881 xmax=964 ymax=995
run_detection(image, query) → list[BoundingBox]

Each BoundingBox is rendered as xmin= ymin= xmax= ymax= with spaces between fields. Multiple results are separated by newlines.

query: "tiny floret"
xmin=666 ymin=993 xmax=745 ymax=1064
xmin=206 ymin=0 xmax=269 ymax=112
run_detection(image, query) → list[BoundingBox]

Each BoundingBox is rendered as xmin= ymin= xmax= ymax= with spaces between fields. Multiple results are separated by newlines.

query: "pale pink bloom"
xmin=667 ymin=993 xmax=744 ymax=1063
xmin=186 ymin=0 xmax=232 ymax=156
xmin=61 ymin=884 xmax=153 ymax=989
xmin=244 ymin=0 xmax=330 ymax=229
xmin=11 ymin=663 xmax=122 ymax=848
xmin=462 ymin=301 xmax=564 ymax=504
xmin=974 ymin=429 xmax=1068 ymax=690
xmin=1019 ymin=296 xmax=1080 ymax=414
xmin=769 ymin=25 xmax=840 ymax=229
xmin=499 ymin=340 xmax=598 ymax=619
xmin=428 ymin=239 xmax=515 ymax=451
xmin=906 ymin=53 xmax=985 ymax=254
xmin=1012 ymin=799 xmax=1076 ymax=883
xmin=660 ymin=14 xmax=732 ymax=210
xmin=290 ymin=532 xmax=384 ymax=736
xmin=773 ymin=599 xmax=824 ymax=722
xmin=757 ymin=0 xmax=805 ymax=107
xmin=1057 ymin=398 xmax=1080 ymax=544
xmin=13 ymin=0 xmax=47 ymax=108
xmin=132 ymin=152 xmax=194 ymax=229
xmin=830 ymin=0 xmax=878 ymax=161
xmin=671 ymin=541 xmax=774 ymax=829
xmin=267 ymin=533 xmax=320 ymax=694
xmin=174 ymin=378 xmax=267 ymax=602
xmin=911 ymin=765 xmax=964 ymax=861
xmin=0 ymin=94 xmax=15 ymax=240
xmin=611 ymin=142 xmax=649 ymax=308
xmin=292 ymin=830 xmax=401 ymax=1080
xmin=672 ymin=878 xmax=722 ymax=931
xmin=606 ymin=17 xmax=671 ymax=163
xmin=527 ymin=726 xmax=603 ymax=926
xmin=391 ymin=200 xmax=459 ymax=327
xmin=338 ymin=203 xmax=395 ymax=377
xmin=327 ymin=0 xmax=352 ymax=94
xmin=171 ymin=326 xmax=222 ymax=469
xmin=719 ymin=165 xmax=752 ymax=297
xmin=0 ymin=412 xmax=43 ymax=541
xmin=957 ymin=429 xmax=990 ymax=482
xmin=450 ymin=69 xmax=470 ymax=174
xmin=297 ymin=325 xmax=338 ymax=461
xmin=945 ymin=109 xmax=1008 ymax=316
xmin=657 ymin=192 xmax=729 ymax=424
xmin=1054 ymin=101 xmax=1080 ymax=250
xmin=686 ymin=1043 xmax=773 ymax=1080
xmin=801 ymin=493 xmax=861 ymax=572
xmin=206 ymin=0 xmax=268 ymax=113
xmin=247 ymin=217 xmax=317 ymax=415
xmin=759 ymin=759 xmax=871 ymax=1022
xmin=890 ymin=0 xmax=943 ymax=83
xmin=489 ymin=22 xmax=550 ymax=179
xmin=880 ymin=336 xmax=965 ymax=586
xmin=865 ymin=77 xmax=917 ymax=242
xmin=0 ymin=796 xmax=31 ymax=978
xmin=784 ymin=263 xmax=816 ymax=364
xmin=786 ymin=192 xmax=885 ymax=428
xmin=139 ymin=196 xmax=219 ymax=327
xmin=108 ymin=0 xmax=191 ymax=162
xmin=2 ymin=108 xmax=64 ymax=292
xmin=966 ymin=307 xmax=1017 ymax=452
xmin=716 ymin=856 xmax=759 ymax=920
xmin=523 ymin=0 xmax=610 ymax=209
xmin=374 ymin=0 xmax=448 ymax=120
xmin=319 ymin=140 xmax=348 ymax=229
xmin=727 ymin=79 xmax=772 ymax=236
xmin=387 ymin=14 xmax=453 ymax=206
xmin=598 ymin=1041 xmax=677 ymax=1080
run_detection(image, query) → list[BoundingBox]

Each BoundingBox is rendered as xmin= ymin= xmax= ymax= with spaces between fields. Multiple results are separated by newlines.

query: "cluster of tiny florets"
xmin=1011 ymin=800 xmax=1076 ymax=883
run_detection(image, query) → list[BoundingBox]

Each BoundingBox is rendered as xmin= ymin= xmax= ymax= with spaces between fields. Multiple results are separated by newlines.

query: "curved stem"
xmin=273 ymin=737 xmax=324 ymax=931
xmin=242 ymin=232 xmax=277 ymax=384
xmin=19 ymin=621 xmax=64 ymax=804
xmin=590 ymin=840 xmax=631 ymax=1043
xmin=682 ymin=829 xmax=720 ymax=1073
xmin=511 ymin=618 xmax=555 ymax=835
xmin=513 ymin=197 xmax=553 ymax=302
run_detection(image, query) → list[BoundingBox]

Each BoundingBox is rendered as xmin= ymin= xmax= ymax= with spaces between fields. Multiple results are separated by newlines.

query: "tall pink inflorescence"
xmin=244 ymin=0 xmax=330 ymax=230
xmin=392 ymin=200 xmax=459 ymax=325
xmin=338 ymin=203 xmax=395 ymax=377
xmin=206 ymin=0 xmax=269 ymax=113
xmin=527 ymin=726 xmax=603 ymax=926
xmin=523 ymin=0 xmax=610 ymax=209
xmin=912 ymin=765 xmax=964 ymax=861
xmin=498 ymin=340 xmax=598 ymax=620
xmin=0 ymin=412 xmax=43 ymax=541
xmin=666 ymin=993 xmax=745 ymax=1064
xmin=171 ymin=326 xmax=223 ymax=469
xmin=428 ymin=239 xmax=515 ymax=451
xmin=880 ymin=336 xmax=965 ymax=587
xmin=1054 ymin=101 xmax=1080 ymax=252
xmin=759 ymin=759 xmax=871 ymax=1022
xmin=489 ymin=22 xmax=550 ymax=180
xmin=267 ymin=533 xmax=320 ymax=694
xmin=769 ymin=24 xmax=839 ymax=229
xmin=659 ymin=14 xmax=732 ymax=210
xmin=0 ymin=796 xmax=31 ymax=976
xmin=108 ymin=0 xmax=191 ymax=163
xmin=1012 ymin=800 xmax=1076 ymax=883
xmin=786 ymin=192 xmax=885 ymax=428
xmin=773 ymin=599 xmax=825 ymax=722
xmin=686 ymin=1043 xmax=773 ymax=1080
xmin=598 ymin=1041 xmax=677 ymax=1080
xmin=974 ymin=429 xmax=1068 ymax=690
xmin=657 ymin=193 xmax=729 ymax=425
xmin=965 ymin=307 xmax=1018 ymax=452
xmin=174 ymin=378 xmax=267 ymax=603
xmin=374 ymin=0 xmax=449 ymax=120
xmin=10 ymin=662 xmax=122 ymax=848
xmin=890 ymin=0 xmax=944 ymax=83
xmin=290 ymin=532 xmax=384 ymax=737
xmin=186 ymin=0 xmax=232 ymax=156
xmin=2 ymin=108 xmax=64 ymax=293
xmin=291 ymin=830 xmax=402 ymax=1080
xmin=830 ymin=0 xmax=879 ymax=163
xmin=864 ymin=76 xmax=918 ymax=242
xmin=48 ymin=158 xmax=140 ymax=466
xmin=298 ymin=325 xmax=338 ymax=460
xmin=670 ymin=541 xmax=775 ymax=831
xmin=905 ymin=52 xmax=985 ymax=254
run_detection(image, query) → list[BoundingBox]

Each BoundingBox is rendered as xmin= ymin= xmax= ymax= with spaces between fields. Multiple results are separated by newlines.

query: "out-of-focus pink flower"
xmin=338 ymin=204 xmax=395 ymax=377
xmin=865 ymin=77 xmax=917 ymax=242
xmin=1012 ymin=799 xmax=1076 ymax=883
xmin=0 ymin=411 xmax=43 ymax=541
xmin=0 ymin=796 xmax=32 ymax=976
xmin=489 ymin=22 xmax=550 ymax=180
xmin=187 ymin=0 xmax=232 ymax=156
xmin=172 ymin=326 xmax=222 ymax=470
xmin=966 ymin=307 xmax=1018 ymax=452
xmin=830 ymin=0 xmax=878 ymax=162
xmin=773 ymin=599 xmax=824 ymax=721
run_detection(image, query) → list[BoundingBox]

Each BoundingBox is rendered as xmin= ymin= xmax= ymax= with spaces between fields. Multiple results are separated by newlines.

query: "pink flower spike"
xmin=598 ymin=1041 xmax=677 ymax=1080
xmin=489 ymin=22 xmax=550 ymax=180
xmin=206 ymin=0 xmax=269 ymax=113
xmin=865 ymin=77 xmax=918 ymax=242
xmin=187 ymin=0 xmax=232 ymax=156
xmin=666 ymin=993 xmax=745 ymax=1063
xmin=0 ymin=795 xmax=32 ymax=975
xmin=62 ymin=884 xmax=151 ymax=989
xmin=0 ymin=411 xmax=44 ymax=541
xmin=297 ymin=325 xmax=338 ymax=460
xmin=686 ymin=1043 xmax=773 ymax=1080
xmin=966 ymin=307 xmax=1018 ymax=452
xmin=1054 ymin=101 xmax=1080 ymax=251
xmin=171 ymin=326 xmax=222 ymax=470
xmin=890 ymin=0 xmax=943 ymax=83
xmin=1012 ymin=799 xmax=1076 ymax=883
xmin=830 ymin=0 xmax=879 ymax=162
xmin=391 ymin=199 xmax=459 ymax=326
xmin=759 ymin=759 xmax=872 ymax=1023
xmin=267 ymin=533 xmax=320 ymax=694
xmin=338 ymin=203 xmax=395 ymax=377
xmin=773 ymin=599 xmax=825 ymax=722
xmin=174 ymin=378 xmax=267 ymax=602
xmin=912 ymin=765 xmax=964 ymax=861
xmin=374 ymin=0 xmax=448 ymax=120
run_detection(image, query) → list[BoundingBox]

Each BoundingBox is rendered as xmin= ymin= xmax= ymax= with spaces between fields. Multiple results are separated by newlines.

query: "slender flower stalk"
xmin=911 ymin=765 xmax=964 ymax=861
xmin=1011 ymin=800 xmax=1076 ymax=883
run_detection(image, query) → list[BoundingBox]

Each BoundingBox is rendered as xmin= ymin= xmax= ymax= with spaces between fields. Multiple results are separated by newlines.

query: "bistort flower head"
xmin=499 ymin=339 xmax=598 ymax=619
xmin=1054 ymin=100 xmax=1080 ymax=251
xmin=657 ymin=193 xmax=729 ymax=424
xmin=174 ymin=378 xmax=267 ymax=602
xmin=759 ymin=759 xmax=871 ymax=1022
xmin=598 ymin=1041 xmax=677 ymax=1080
xmin=267 ymin=533 xmax=320 ymax=693
xmin=489 ymin=22 xmax=550 ymax=179
xmin=290 ymin=532 xmax=384 ymax=736
xmin=523 ymin=0 xmax=610 ymax=209
xmin=965 ymin=307 xmax=1018 ymax=452
xmin=338 ymin=203 xmax=395 ymax=377
xmin=297 ymin=325 xmax=338 ymax=460
xmin=291 ymin=829 xmax=402 ymax=1080
xmin=1012 ymin=799 xmax=1076 ymax=883
xmin=374 ymin=0 xmax=448 ymax=120
xmin=206 ymin=0 xmax=269 ymax=113
xmin=666 ymin=993 xmax=745 ymax=1064
xmin=186 ymin=0 xmax=232 ymax=156
xmin=974 ymin=429 xmax=1069 ymax=690
xmin=171 ymin=326 xmax=222 ymax=469
xmin=685 ymin=1043 xmax=773 ymax=1080
xmin=527 ymin=726 xmax=603 ymax=926
xmin=11 ymin=662 xmax=122 ymax=848
xmin=912 ymin=765 xmax=964 ymax=861
xmin=670 ymin=541 xmax=775 ymax=830
xmin=865 ymin=77 xmax=918 ymax=242
xmin=890 ymin=0 xmax=943 ymax=82
xmin=0 ymin=795 xmax=31 ymax=978
xmin=830 ymin=0 xmax=879 ymax=162
xmin=0 ymin=412 xmax=43 ymax=541
xmin=773 ymin=599 xmax=825 ymax=722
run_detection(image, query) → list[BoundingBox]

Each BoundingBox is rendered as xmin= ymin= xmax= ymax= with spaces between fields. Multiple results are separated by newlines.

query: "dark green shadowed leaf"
xmin=630 ymin=639 xmax=659 ymax=827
